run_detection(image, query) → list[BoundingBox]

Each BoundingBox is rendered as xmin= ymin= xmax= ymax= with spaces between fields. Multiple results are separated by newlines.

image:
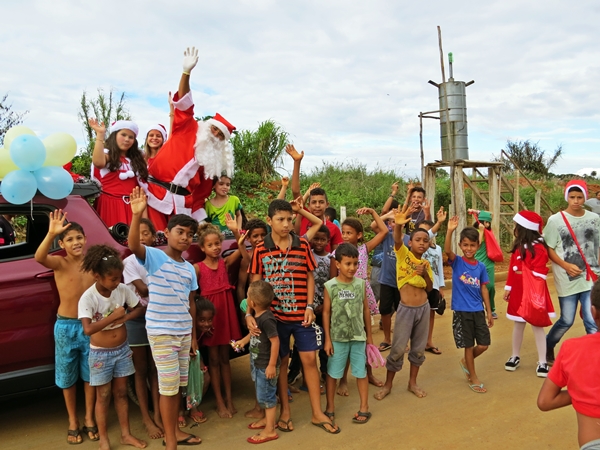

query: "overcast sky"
xmin=1 ymin=0 xmax=599 ymax=178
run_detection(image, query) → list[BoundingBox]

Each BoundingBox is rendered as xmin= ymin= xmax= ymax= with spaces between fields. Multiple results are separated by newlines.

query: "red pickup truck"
xmin=0 ymin=182 xmax=241 ymax=397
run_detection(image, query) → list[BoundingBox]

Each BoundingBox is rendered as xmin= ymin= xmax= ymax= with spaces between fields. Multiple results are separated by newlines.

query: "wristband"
xmin=245 ymin=313 xmax=252 ymax=318
xmin=389 ymin=194 xmax=397 ymax=198
xmin=306 ymin=305 xmax=314 ymax=311
xmin=96 ymin=139 xmax=105 ymax=144
xmin=183 ymin=71 xmax=190 ymax=75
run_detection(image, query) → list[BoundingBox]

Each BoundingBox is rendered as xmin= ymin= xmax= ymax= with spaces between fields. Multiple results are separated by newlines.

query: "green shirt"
xmin=205 ymin=195 xmax=242 ymax=231
xmin=325 ymin=277 xmax=366 ymax=342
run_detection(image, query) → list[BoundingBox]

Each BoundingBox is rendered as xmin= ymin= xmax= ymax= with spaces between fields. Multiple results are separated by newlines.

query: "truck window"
xmin=0 ymin=207 xmax=57 ymax=261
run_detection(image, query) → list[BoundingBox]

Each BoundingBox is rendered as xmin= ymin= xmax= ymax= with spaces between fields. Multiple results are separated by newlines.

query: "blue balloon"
xmin=9 ymin=135 xmax=46 ymax=171
xmin=33 ymin=166 xmax=74 ymax=200
xmin=0 ymin=170 xmax=38 ymax=204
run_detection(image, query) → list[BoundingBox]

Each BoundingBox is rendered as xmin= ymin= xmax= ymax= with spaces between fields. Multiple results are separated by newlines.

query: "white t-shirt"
xmin=123 ymin=254 xmax=149 ymax=307
xmin=585 ymin=198 xmax=600 ymax=214
xmin=78 ymin=283 xmax=139 ymax=331
xmin=423 ymin=244 xmax=445 ymax=291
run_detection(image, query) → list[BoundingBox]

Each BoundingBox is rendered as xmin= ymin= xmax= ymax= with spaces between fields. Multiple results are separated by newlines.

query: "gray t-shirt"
xmin=313 ymin=252 xmax=331 ymax=307
xmin=249 ymin=310 xmax=280 ymax=370
xmin=585 ymin=198 xmax=600 ymax=214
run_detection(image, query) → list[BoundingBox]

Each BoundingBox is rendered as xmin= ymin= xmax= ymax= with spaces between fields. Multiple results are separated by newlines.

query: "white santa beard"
xmin=194 ymin=121 xmax=234 ymax=180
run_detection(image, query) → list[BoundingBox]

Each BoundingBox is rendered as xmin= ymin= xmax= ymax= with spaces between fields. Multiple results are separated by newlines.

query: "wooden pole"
xmin=535 ymin=189 xmax=541 ymax=214
xmin=488 ymin=167 xmax=501 ymax=240
xmin=437 ymin=26 xmax=454 ymax=162
xmin=420 ymin=113 xmax=425 ymax=182
xmin=425 ymin=165 xmax=436 ymax=217
xmin=514 ymin=169 xmax=520 ymax=214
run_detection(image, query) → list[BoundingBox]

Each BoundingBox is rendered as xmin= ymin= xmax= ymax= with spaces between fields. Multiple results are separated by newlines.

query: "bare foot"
xmin=227 ymin=401 xmax=237 ymax=415
xmin=407 ymin=383 xmax=427 ymax=398
xmin=121 ymin=434 xmax=147 ymax=448
xmin=336 ymin=380 xmax=349 ymax=396
xmin=289 ymin=384 xmax=300 ymax=393
xmin=143 ymin=418 xmax=164 ymax=439
xmin=99 ymin=438 xmax=110 ymax=450
xmin=368 ymin=373 xmax=384 ymax=387
xmin=244 ymin=405 xmax=265 ymax=419
xmin=374 ymin=385 xmax=392 ymax=400
xmin=153 ymin=413 xmax=164 ymax=431
xmin=216 ymin=403 xmax=233 ymax=419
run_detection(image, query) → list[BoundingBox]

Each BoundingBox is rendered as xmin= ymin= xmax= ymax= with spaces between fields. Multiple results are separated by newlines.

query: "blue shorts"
xmin=251 ymin=362 xmax=279 ymax=409
xmin=327 ymin=341 xmax=367 ymax=379
xmin=277 ymin=321 xmax=323 ymax=357
xmin=89 ymin=341 xmax=135 ymax=386
xmin=54 ymin=316 xmax=90 ymax=388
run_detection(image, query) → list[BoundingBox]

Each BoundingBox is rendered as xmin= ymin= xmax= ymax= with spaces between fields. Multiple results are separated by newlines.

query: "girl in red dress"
xmin=89 ymin=119 xmax=148 ymax=227
xmin=143 ymin=124 xmax=167 ymax=168
xmin=194 ymin=221 xmax=242 ymax=419
xmin=503 ymin=211 xmax=555 ymax=377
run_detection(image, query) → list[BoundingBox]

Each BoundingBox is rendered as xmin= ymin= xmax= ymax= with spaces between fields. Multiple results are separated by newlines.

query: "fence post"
xmin=535 ymin=189 xmax=541 ymax=214
xmin=340 ymin=206 xmax=346 ymax=224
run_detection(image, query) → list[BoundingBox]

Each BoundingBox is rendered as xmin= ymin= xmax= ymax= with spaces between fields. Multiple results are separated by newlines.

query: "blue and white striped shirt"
xmin=140 ymin=246 xmax=198 ymax=336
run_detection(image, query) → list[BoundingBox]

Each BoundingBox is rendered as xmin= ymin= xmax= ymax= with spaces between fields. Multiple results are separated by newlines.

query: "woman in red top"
xmin=90 ymin=119 xmax=148 ymax=227
xmin=143 ymin=124 xmax=167 ymax=168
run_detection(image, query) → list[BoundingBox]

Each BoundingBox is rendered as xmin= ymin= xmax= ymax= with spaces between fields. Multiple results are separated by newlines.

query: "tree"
xmin=72 ymin=88 xmax=132 ymax=176
xmin=230 ymin=120 xmax=289 ymax=191
xmin=497 ymin=140 xmax=563 ymax=177
xmin=0 ymin=93 xmax=29 ymax=146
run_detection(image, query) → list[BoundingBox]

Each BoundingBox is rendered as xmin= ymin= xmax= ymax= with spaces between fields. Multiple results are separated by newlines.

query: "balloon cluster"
xmin=0 ymin=126 xmax=77 ymax=204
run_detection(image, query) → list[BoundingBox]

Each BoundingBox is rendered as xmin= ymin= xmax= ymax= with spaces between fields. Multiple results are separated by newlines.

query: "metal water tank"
xmin=438 ymin=79 xmax=469 ymax=161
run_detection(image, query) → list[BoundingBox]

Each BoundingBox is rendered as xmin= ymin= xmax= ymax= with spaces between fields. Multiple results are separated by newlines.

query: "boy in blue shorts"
xmin=444 ymin=216 xmax=494 ymax=394
xmin=128 ymin=187 xmax=201 ymax=449
xmin=34 ymin=210 xmax=98 ymax=444
xmin=324 ymin=243 xmax=374 ymax=425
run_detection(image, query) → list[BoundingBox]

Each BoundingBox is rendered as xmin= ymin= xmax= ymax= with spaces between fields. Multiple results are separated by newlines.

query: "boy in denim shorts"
xmin=246 ymin=281 xmax=281 ymax=444
xmin=248 ymin=199 xmax=339 ymax=434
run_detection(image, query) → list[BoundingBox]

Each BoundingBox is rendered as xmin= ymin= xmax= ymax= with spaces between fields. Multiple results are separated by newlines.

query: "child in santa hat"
xmin=144 ymin=124 xmax=168 ymax=167
xmin=544 ymin=180 xmax=600 ymax=364
xmin=89 ymin=119 xmax=147 ymax=227
xmin=503 ymin=211 xmax=555 ymax=377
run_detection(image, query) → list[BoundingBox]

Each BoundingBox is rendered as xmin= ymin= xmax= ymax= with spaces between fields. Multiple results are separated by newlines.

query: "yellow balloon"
xmin=4 ymin=125 xmax=36 ymax=150
xmin=43 ymin=133 xmax=78 ymax=167
xmin=0 ymin=147 xmax=20 ymax=179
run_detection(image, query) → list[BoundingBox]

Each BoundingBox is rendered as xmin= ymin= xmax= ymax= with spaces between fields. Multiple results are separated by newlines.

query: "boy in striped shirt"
xmin=128 ymin=187 xmax=201 ymax=448
xmin=247 ymin=199 xmax=340 ymax=434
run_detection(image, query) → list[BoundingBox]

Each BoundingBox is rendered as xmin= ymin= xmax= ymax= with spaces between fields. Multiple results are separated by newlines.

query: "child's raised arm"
xmin=444 ymin=216 xmax=459 ymax=261
xmin=431 ymin=206 xmax=447 ymax=235
xmin=35 ymin=209 xmax=71 ymax=270
xmin=224 ymin=213 xmax=242 ymax=268
xmin=303 ymin=182 xmax=320 ymax=204
xmin=277 ymin=176 xmax=289 ymax=200
xmin=89 ymin=119 xmax=107 ymax=169
xmin=286 ymin=144 xmax=304 ymax=200
xmin=393 ymin=204 xmax=416 ymax=250
xmin=357 ymin=207 xmax=387 ymax=252
xmin=291 ymin=196 xmax=322 ymax=241
xmin=381 ymin=181 xmax=399 ymax=215
xmin=128 ymin=187 xmax=148 ymax=261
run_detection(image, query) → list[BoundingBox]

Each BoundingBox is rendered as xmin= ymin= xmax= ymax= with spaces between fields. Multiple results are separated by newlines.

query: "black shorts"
xmin=452 ymin=311 xmax=491 ymax=348
xmin=379 ymin=283 xmax=400 ymax=316
xmin=427 ymin=289 xmax=440 ymax=310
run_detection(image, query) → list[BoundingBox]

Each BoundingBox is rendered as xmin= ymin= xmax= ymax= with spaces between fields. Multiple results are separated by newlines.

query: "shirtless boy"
xmin=34 ymin=210 xmax=98 ymax=444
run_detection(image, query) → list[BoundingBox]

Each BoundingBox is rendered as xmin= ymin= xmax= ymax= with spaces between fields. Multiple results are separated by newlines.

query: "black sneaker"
xmin=504 ymin=356 xmax=520 ymax=371
xmin=287 ymin=371 xmax=301 ymax=385
xmin=546 ymin=347 xmax=555 ymax=365
xmin=536 ymin=363 xmax=550 ymax=378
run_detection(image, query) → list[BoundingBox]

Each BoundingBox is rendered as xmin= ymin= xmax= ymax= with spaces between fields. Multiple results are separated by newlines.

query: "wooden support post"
xmin=340 ymin=206 xmax=347 ymax=224
xmin=471 ymin=170 xmax=477 ymax=226
xmin=453 ymin=163 xmax=466 ymax=253
xmin=488 ymin=167 xmax=501 ymax=240
xmin=514 ymin=169 xmax=520 ymax=215
xmin=425 ymin=165 xmax=436 ymax=218
xmin=535 ymin=189 xmax=541 ymax=214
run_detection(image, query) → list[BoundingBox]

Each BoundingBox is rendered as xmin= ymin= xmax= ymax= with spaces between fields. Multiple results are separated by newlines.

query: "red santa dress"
xmin=504 ymin=241 xmax=556 ymax=323
xmin=91 ymin=153 xmax=141 ymax=228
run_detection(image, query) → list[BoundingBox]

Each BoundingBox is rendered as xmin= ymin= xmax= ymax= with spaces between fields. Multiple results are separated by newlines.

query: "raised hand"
xmin=48 ymin=209 xmax=71 ymax=237
xmin=356 ymin=207 xmax=374 ymax=216
xmin=423 ymin=198 xmax=432 ymax=211
xmin=182 ymin=46 xmax=199 ymax=73
xmin=281 ymin=176 xmax=289 ymax=187
xmin=436 ymin=206 xmax=447 ymax=223
xmin=129 ymin=187 xmax=147 ymax=216
xmin=285 ymin=144 xmax=304 ymax=161
xmin=407 ymin=181 xmax=415 ymax=193
xmin=168 ymin=91 xmax=174 ymax=108
xmin=308 ymin=182 xmax=320 ymax=191
xmin=88 ymin=118 xmax=106 ymax=136
xmin=394 ymin=204 xmax=417 ymax=226
xmin=225 ymin=212 xmax=238 ymax=233
xmin=447 ymin=215 xmax=459 ymax=232
xmin=290 ymin=195 xmax=304 ymax=213
xmin=391 ymin=181 xmax=399 ymax=196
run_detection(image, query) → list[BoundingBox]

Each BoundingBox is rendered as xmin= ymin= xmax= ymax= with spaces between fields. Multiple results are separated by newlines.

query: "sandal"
xmin=324 ymin=411 xmax=335 ymax=423
xmin=178 ymin=415 xmax=187 ymax=428
xmin=378 ymin=342 xmax=391 ymax=352
xmin=425 ymin=346 xmax=442 ymax=355
xmin=352 ymin=411 xmax=372 ymax=424
xmin=82 ymin=425 xmax=99 ymax=441
xmin=190 ymin=411 xmax=207 ymax=424
xmin=67 ymin=429 xmax=82 ymax=445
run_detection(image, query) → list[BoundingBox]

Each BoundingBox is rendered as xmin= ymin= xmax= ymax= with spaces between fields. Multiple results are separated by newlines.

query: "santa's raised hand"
xmin=182 ymin=46 xmax=199 ymax=74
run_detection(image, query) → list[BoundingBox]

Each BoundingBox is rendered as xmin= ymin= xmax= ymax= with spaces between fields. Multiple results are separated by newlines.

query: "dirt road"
xmin=0 ymin=274 xmax=582 ymax=449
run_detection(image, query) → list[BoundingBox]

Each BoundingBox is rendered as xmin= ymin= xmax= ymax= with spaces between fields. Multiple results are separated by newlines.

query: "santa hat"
xmin=513 ymin=211 xmax=543 ymax=233
xmin=111 ymin=120 xmax=139 ymax=137
xmin=146 ymin=124 xmax=167 ymax=142
xmin=564 ymin=179 xmax=588 ymax=201
xmin=206 ymin=113 xmax=236 ymax=140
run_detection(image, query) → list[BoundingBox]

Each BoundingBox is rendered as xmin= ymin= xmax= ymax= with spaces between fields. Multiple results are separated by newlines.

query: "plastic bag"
xmin=186 ymin=351 xmax=204 ymax=410
xmin=366 ymin=344 xmax=386 ymax=368
xmin=517 ymin=266 xmax=552 ymax=327
xmin=484 ymin=228 xmax=504 ymax=262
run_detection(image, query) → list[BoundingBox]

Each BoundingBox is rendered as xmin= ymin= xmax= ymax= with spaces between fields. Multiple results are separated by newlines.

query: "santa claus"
xmin=146 ymin=47 xmax=235 ymax=230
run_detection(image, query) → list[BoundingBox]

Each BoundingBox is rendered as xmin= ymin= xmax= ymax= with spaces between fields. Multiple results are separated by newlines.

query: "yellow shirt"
xmin=394 ymin=244 xmax=433 ymax=290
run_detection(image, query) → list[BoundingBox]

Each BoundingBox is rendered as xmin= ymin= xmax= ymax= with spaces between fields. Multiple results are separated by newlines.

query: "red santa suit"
xmin=145 ymin=91 xmax=234 ymax=230
xmin=504 ymin=241 xmax=556 ymax=322
xmin=91 ymin=153 xmax=140 ymax=228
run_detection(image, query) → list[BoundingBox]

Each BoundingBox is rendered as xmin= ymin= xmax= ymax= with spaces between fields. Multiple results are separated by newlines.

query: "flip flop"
xmin=82 ymin=425 xmax=99 ymax=441
xmin=178 ymin=415 xmax=187 ymax=428
xmin=67 ymin=429 xmax=82 ymax=445
xmin=277 ymin=419 xmax=294 ymax=432
xmin=190 ymin=411 xmax=207 ymax=424
xmin=162 ymin=434 xmax=202 ymax=446
xmin=378 ymin=342 xmax=392 ymax=351
xmin=425 ymin=347 xmax=442 ymax=355
xmin=247 ymin=434 xmax=279 ymax=444
xmin=324 ymin=411 xmax=335 ymax=423
xmin=459 ymin=360 xmax=471 ymax=382
xmin=312 ymin=421 xmax=341 ymax=434
xmin=352 ymin=411 xmax=372 ymax=424
xmin=248 ymin=422 xmax=266 ymax=430
xmin=469 ymin=383 xmax=487 ymax=394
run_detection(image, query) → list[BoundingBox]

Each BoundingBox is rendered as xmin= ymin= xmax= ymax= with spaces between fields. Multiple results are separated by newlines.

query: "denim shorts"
xmin=89 ymin=341 xmax=135 ymax=386
xmin=54 ymin=316 xmax=91 ymax=388
xmin=277 ymin=320 xmax=323 ymax=357
xmin=327 ymin=341 xmax=366 ymax=379
xmin=252 ymin=363 xmax=279 ymax=409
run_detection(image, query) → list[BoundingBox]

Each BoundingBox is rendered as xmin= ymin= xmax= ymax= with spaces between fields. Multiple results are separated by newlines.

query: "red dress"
xmin=505 ymin=242 xmax=555 ymax=323
xmin=197 ymin=259 xmax=241 ymax=346
xmin=91 ymin=155 xmax=140 ymax=228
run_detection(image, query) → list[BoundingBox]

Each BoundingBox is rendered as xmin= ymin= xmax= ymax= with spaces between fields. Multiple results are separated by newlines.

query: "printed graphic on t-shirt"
xmin=261 ymin=255 xmax=297 ymax=313
xmin=313 ymin=255 xmax=330 ymax=307
xmin=558 ymin=220 xmax=599 ymax=281
xmin=459 ymin=272 xmax=481 ymax=288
